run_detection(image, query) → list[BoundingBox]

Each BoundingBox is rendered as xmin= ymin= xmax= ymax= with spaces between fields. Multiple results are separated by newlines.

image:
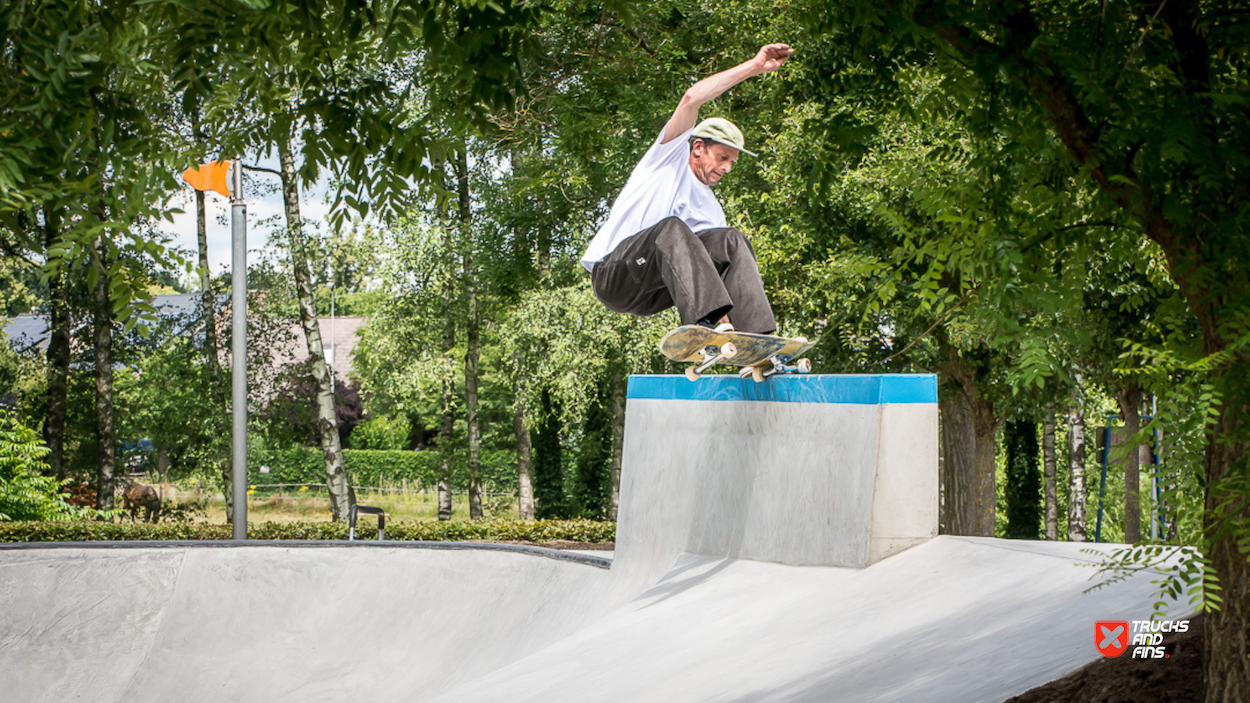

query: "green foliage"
xmin=499 ymin=281 xmax=674 ymax=428
xmin=350 ymin=415 xmax=410 ymax=450
xmin=0 ymin=517 xmax=616 ymax=544
xmin=0 ymin=412 xmax=84 ymax=521
xmin=1003 ymin=420 xmax=1042 ymax=540
xmin=115 ymin=336 xmax=225 ymax=479
xmin=0 ymin=258 xmax=43 ymax=317
xmin=0 ymin=333 xmax=45 ymax=424
xmin=1084 ymin=544 xmax=1207 ymax=619
xmin=531 ymin=389 xmax=566 ymax=520
xmin=572 ymin=381 xmax=614 ymax=519
xmin=793 ymin=1 xmax=1250 ymax=655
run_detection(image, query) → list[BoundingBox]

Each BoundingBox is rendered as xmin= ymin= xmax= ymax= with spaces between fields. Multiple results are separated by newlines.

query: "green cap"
xmin=691 ymin=117 xmax=757 ymax=157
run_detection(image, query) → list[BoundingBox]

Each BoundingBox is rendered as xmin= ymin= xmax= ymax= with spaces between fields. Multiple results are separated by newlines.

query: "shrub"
xmin=0 ymin=412 xmax=95 ymax=521
xmin=0 ymin=518 xmax=617 ymax=544
xmin=350 ymin=415 xmax=409 ymax=450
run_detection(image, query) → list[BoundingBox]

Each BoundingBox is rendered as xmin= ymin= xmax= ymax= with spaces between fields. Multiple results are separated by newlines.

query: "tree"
xmin=116 ymin=335 xmax=223 ymax=480
xmin=806 ymin=2 xmax=1250 ymax=696
xmin=500 ymin=282 xmax=672 ymax=518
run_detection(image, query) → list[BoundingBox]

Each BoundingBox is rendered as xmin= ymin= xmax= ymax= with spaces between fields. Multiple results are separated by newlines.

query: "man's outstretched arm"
xmin=662 ymin=43 xmax=794 ymax=144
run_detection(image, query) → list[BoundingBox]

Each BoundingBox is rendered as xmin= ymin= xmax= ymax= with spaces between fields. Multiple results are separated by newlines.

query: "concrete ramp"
xmin=0 ymin=374 xmax=1191 ymax=702
xmin=615 ymin=374 xmax=938 ymax=575
xmin=429 ymin=537 xmax=1182 ymax=703
xmin=0 ymin=544 xmax=621 ymax=702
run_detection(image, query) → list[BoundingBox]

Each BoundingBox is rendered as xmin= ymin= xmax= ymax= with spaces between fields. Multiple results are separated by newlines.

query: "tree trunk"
xmin=1116 ymin=383 xmax=1143 ymax=544
xmin=277 ymin=139 xmax=352 ymax=521
xmin=1200 ymin=350 xmax=1250 ymax=702
xmin=1043 ymin=402 xmax=1058 ymax=541
xmin=514 ymin=351 xmax=535 ymax=521
xmin=456 ymin=149 xmax=483 ymax=520
xmin=607 ymin=367 xmax=626 ymax=522
xmin=1067 ymin=377 xmax=1087 ymax=542
xmin=92 ymin=240 xmax=115 ymax=510
xmin=42 ymin=206 xmax=70 ymax=480
xmin=907 ymin=4 xmax=1248 ymax=694
xmin=438 ymin=368 xmax=455 ymax=521
xmin=941 ymin=384 xmax=976 ymax=535
xmin=939 ymin=352 xmax=997 ymax=536
xmin=431 ymin=154 xmax=457 ymax=522
xmin=193 ymin=112 xmax=233 ymax=522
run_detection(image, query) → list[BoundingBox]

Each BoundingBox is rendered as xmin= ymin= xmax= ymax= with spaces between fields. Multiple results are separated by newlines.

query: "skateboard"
xmin=658 ymin=325 xmax=814 ymax=382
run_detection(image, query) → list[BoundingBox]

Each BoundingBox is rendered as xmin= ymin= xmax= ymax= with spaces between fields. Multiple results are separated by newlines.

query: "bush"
xmin=0 ymin=518 xmax=617 ymax=544
xmin=350 ymin=415 xmax=409 ymax=450
xmin=0 ymin=412 xmax=96 ymax=521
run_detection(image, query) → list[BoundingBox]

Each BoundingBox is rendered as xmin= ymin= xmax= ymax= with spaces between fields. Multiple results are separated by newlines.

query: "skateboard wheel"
xmin=720 ymin=342 xmax=738 ymax=359
xmin=796 ymin=358 xmax=812 ymax=373
xmin=750 ymin=367 xmax=765 ymax=383
xmin=685 ymin=366 xmax=701 ymax=382
xmin=738 ymin=367 xmax=753 ymax=379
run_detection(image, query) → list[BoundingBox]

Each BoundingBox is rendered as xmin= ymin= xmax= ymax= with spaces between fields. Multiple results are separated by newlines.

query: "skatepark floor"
xmin=0 ymin=537 xmax=1197 ymax=703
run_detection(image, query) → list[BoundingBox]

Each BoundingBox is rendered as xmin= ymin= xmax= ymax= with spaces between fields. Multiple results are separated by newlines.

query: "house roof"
xmin=4 ymin=296 xmax=370 ymax=383
xmin=276 ymin=316 xmax=368 ymax=381
xmin=2 ymin=293 xmax=228 ymax=355
xmin=1 ymin=314 xmax=49 ymax=354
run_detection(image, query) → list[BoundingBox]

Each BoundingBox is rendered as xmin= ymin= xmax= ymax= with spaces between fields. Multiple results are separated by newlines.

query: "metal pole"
xmin=231 ymin=161 xmax=248 ymax=540
xmin=1151 ymin=394 xmax=1161 ymax=541
xmin=330 ymin=285 xmax=335 ymax=394
xmin=1096 ymin=422 xmax=1110 ymax=543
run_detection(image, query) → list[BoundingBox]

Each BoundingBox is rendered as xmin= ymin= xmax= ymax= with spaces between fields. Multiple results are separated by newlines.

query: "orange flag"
xmin=182 ymin=161 xmax=232 ymax=198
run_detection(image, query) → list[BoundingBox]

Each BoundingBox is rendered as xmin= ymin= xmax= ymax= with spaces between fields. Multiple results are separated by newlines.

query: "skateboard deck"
xmin=658 ymin=325 xmax=814 ymax=381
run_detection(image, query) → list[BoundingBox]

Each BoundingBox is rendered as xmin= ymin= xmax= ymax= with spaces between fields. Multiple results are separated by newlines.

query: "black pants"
xmin=591 ymin=216 xmax=776 ymax=334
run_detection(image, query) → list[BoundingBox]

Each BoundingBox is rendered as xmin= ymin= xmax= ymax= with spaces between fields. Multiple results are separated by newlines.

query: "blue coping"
xmin=626 ymin=374 xmax=937 ymax=405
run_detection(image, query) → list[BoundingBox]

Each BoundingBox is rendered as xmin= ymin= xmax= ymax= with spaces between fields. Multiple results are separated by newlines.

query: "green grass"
xmin=164 ymin=480 xmax=520 ymax=524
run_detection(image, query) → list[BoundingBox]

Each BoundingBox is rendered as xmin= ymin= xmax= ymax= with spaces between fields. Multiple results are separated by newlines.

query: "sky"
xmin=157 ymin=158 xmax=334 ymax=283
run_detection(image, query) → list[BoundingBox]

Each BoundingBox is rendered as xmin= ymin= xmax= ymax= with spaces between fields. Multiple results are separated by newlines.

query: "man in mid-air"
xmin=581 ymin=43 xmax=794 ymax=335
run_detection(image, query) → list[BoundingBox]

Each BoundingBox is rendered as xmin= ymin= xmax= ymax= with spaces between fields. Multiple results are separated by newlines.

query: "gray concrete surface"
xmin=0 ymin=544 xmax=622 ymax=703
xmin=615 ymin=377 xmax=938 ymax=573
xmin=0 ymin=375 xmax=1194 ymax=702
xmin=429 ymin=537 xmax=1190 ymax=703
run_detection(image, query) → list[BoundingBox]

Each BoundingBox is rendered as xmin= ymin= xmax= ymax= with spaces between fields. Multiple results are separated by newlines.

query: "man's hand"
xmin=663 ymin=42 xmax=796 ymax=144
xmin=752 ymin=43 xmax=794 ymax=75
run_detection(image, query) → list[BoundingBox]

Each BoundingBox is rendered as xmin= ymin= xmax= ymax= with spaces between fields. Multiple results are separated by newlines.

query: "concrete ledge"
xmin=0 ymin=540 xmax=613 ymax=568
xmin=615 ymin=374 xmax=938 ymax=570
xmin=626 ymin=373 xmax=938 ymax=404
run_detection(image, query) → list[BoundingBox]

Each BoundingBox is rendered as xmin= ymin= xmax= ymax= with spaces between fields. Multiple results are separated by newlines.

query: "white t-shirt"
xmin=580 ymin=127 xmax=727 ymax=272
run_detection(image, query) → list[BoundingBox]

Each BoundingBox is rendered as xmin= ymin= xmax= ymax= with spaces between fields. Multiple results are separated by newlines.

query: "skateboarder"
xmin=580 ymin=43 xmax=794 ymax=335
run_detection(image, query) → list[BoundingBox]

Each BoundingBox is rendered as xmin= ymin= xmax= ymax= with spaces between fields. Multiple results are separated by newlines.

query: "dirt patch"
xmin=1005 ymin=614 xmax=1203 ymax=703
xmin=493 ymin=540 xmax=614 ymax=551
xmin=539 ymin=541 xmax=615 ymax=551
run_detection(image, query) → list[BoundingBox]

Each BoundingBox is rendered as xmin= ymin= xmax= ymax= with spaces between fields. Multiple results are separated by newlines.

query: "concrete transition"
xmin=0 ymin=374 xmax=1193 ymax=702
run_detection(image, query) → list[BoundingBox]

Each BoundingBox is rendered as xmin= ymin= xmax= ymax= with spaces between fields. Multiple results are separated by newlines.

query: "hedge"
xmin=248 ymin=448 xmax=519 ymax=493
xmin=0 ymin=518 xmax=617 ymax=544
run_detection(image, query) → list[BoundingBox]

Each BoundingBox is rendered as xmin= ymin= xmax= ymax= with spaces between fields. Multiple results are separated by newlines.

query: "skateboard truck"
xmin=737 ymin=355 xmax=813 ymax=382
xmin=685 ymin=342 xmax=739 ymax=381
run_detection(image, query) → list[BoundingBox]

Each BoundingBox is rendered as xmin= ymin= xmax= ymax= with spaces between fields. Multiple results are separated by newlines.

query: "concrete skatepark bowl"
xmin=0 ymin=374 xmax=1191 ymax=702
